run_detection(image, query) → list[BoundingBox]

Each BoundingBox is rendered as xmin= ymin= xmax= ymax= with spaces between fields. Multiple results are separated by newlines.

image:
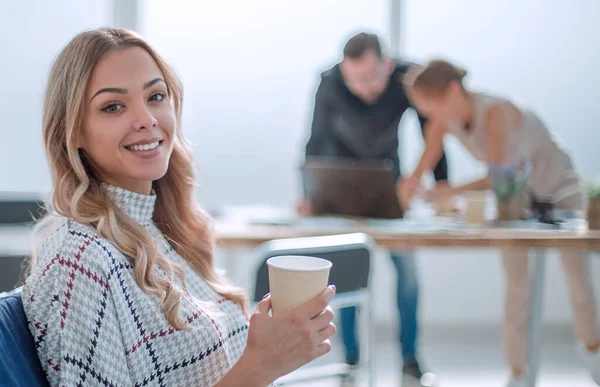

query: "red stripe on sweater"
xmin=59 ymin=236 xmax=97 ymax=329
xmin=124 ymin=297 xmax=229 ymax=356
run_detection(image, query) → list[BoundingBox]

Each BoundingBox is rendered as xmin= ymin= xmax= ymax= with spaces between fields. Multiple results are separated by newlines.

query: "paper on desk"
xmin=295 ymin=217 xmax=476 ymax=234
xmin=365 ymin=218 xmax=476 ymax=234
xmin=291 ymin=216 xmax=586 ymax=235
xmin=493 ymin=219 xmax=586 ymax=232
xmin=295 ymin=216 xmax=357 ymax=232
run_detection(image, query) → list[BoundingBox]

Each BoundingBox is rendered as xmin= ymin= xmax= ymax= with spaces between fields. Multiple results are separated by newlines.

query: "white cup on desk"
xmin=464 ymin=191 xmax=488 ymax=225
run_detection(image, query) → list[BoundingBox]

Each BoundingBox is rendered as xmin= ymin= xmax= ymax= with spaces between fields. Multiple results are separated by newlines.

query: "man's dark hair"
xmin=343 ymin=33 xmax=382 ymax=59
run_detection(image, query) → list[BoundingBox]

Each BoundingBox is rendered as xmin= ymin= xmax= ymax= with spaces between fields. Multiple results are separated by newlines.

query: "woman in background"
xmin=23 ymin=27 xmax=336 ymax=387
xmin=402 ymin=59 xmax=599 ymax=387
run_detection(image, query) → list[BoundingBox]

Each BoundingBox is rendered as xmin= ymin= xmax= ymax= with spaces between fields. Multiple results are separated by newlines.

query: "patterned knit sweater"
xmin=23 ymin=185 xmax=249 ymax=387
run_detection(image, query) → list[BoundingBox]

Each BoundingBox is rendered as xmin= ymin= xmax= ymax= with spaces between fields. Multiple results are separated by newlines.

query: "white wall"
xmin=2 ymin=1 xmax=599 ymax=327
xmin=0 ymin=0 xmax=112 ymax=194
xmin=139 ymin=0 xmax=390 ymax=208
xmin=140 ymin=0 xmax=600 ymax=327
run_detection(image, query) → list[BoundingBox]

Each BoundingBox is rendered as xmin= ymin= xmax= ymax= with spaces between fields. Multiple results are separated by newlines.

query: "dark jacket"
xmin=304 ymin=60 xmax=448 ymax=181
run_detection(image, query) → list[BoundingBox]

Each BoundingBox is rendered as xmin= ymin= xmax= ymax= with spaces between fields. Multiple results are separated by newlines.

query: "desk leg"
xmin=526 ymin=249 xmax=547 ymax=387
xmin=366 ymin=290 xmax=376 ymax=387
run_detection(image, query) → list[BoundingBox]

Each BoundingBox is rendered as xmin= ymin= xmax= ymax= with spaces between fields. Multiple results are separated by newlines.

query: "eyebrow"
xmin=89 ymin=77 xmax=166 ymax=102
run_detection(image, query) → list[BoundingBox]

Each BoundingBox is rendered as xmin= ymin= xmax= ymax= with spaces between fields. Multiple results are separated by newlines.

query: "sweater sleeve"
xmin=305 ymin=78 xmax=331 ymax=157
xmin=23 ymin=228 xmax=133 ymax=387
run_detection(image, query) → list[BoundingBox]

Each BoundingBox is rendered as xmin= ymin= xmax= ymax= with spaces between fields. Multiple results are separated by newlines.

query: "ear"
xmin=73 ymin=129 xmax=85 ymax=150
xmin=72 ymin=128 xmax=88 ymax=149
xmin=447 ymin=80 xmax=463 ymax=97
xmin=74 ymin=138 xmax=82 ymax=149
xmin=383 ymin=57 xmax=395 ymax=76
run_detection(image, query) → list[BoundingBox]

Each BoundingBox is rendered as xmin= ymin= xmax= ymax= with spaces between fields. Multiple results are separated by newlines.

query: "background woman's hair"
xmin=31 ymin=27 xmax=247 ymax=329
xmin=412 ymin=59 xmax=468 ymax=95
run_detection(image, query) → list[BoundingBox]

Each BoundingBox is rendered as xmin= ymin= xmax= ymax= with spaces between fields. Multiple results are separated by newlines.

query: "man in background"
xmin=299 ymin=32 xmax=449 ymax=386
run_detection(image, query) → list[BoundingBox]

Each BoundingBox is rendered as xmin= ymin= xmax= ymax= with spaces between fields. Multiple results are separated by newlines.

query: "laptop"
xmin=301 ymin=157 xmax=403 ymax=219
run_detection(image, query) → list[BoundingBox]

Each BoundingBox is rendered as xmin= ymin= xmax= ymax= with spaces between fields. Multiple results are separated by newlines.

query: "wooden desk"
xmin=214 ymin=218 xmax=600 ymax=387
xmin=7 ymin=221 xmax=599 ymax=251
xmin=4 ymin=219 xmax=600 ymax=387
xmin=215 ymin=219 xmax=600 ymax=249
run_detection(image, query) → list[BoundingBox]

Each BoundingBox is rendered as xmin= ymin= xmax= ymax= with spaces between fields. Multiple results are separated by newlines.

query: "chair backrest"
xmin=0 ymin=255 xmax=27 ymax=293
xmin=0 ymin=197 xmax=45 ymax=224
xmin=253 ymin=233 xmax=374 ymax=302
xmin=0 ymin=290 xmax=50 ymax=386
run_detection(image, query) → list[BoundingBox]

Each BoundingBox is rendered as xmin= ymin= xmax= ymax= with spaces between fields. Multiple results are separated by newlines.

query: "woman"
xmin=403 ymin=59 xmax=599 ymax=387
xmin=23 ymin=27 xmax=336 ymax=387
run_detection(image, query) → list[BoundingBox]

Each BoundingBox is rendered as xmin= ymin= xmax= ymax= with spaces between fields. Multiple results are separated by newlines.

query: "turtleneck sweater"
xmin=23 ymin=184 xmax=249 ymax=387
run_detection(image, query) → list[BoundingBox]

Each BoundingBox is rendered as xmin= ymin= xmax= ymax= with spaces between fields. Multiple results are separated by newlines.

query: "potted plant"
xmin=585 ymin=178 xmax=600 ymax=230
xmin=490 ymin=162 xmax=530 ymax=221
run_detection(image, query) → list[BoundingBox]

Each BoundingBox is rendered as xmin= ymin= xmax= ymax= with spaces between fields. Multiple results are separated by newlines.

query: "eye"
xmin=101 ymin=103 xmax=123 ymax=113
xmin=149 ymin=92 xmax=166 ymax=102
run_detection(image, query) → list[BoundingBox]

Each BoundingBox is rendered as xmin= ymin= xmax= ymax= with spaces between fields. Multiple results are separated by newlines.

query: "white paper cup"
xmin=267 ymin=255 xmax=332 ymax=317
xmin=464 ymin=191 xmax=488 ymax=225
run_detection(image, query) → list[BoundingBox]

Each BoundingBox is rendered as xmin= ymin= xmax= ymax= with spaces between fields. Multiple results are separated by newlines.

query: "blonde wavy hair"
xmin=31 ymin=27 xmax=248 ymax=329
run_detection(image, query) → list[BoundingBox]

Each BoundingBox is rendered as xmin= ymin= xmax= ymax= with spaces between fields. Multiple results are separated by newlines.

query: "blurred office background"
xmin=1 ymin=1 xmax=600 ymax=385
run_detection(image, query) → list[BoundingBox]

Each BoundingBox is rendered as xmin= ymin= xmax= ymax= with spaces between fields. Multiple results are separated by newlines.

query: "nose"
xmin=132 ymin=102 xmax=158 ymax=131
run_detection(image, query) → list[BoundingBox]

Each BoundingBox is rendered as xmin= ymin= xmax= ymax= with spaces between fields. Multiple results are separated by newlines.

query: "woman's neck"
xmin=101 ymin=177 xmax=153 ymax=196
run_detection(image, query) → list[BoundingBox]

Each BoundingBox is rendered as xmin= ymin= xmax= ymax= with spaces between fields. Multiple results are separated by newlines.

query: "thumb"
xmin=255 ymin=294 xmax=272 ymax=315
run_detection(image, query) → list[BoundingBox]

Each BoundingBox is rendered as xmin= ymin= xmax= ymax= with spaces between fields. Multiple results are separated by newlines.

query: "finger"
xmin=297 ymin=285 xmax=336 ymax=319
xmin=311 ymin=306 xmax=334 ymax=329
xmin=314 ymin=339 xmax=332 ymax=358
xmin=317 ymin=322 xmax=337 ymax=342
xmin=255 ymin=295 xmax=272 ymax=315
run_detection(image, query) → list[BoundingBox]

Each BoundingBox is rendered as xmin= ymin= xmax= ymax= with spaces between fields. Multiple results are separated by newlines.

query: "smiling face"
xmin=78 ymin=46 xmax=176 ymax=194
xmin=340 ymin=50 xmax=393 ymax=104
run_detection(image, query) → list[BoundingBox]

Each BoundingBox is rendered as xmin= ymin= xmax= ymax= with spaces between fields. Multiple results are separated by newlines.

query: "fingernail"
xmin=262 ymin=293 xmax=270 ymax=300
xmin=331 ymin=285 xmax=336 ymax=292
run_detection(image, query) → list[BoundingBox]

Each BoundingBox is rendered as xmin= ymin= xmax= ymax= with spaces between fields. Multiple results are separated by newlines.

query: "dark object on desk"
xmin=0 ymin=291 xmax=51 ymax=386
xmin=530 ymin=192 xmax=559 ymax=225
xmin=301 ymin=157 xmax=403 ymax=219
xmin=0 ymin=197 xmax=46 ymax=224
xmin=589 ymin=198 xmax=600 ymax=230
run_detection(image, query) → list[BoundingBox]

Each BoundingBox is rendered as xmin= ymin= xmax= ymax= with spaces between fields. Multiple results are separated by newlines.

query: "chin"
xmin=362 ymin=97 xmax=377 ymax=104
xmin=132 ymin=166 xmax=169 ymax=185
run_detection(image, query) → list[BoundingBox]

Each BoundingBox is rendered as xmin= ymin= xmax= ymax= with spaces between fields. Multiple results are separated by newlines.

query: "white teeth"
xmin=126 ymin=141 xmax=160 ymax=151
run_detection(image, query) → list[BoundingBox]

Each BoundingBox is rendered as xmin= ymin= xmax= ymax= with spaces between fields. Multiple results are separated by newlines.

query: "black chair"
xmin=253 ymin=233 xmax=375 ymax=386
xmin=0 ymin=195 xmax=43 ymax=292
